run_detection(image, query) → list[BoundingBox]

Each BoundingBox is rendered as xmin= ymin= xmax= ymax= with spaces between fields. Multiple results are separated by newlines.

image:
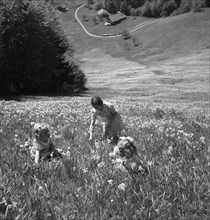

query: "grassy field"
xmin=0 ymin=98 xmax=210 ymax=219
xmin=0 ymin=1 xmax=210 ymax=219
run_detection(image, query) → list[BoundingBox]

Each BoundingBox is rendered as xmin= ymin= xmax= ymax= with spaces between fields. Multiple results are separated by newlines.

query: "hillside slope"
xmin=59 ymin=6 xmax=209 ymax=106
xmin=120 ymin=9 xmax=210 ymax=64
xmin=61 ymin=6 xmax=209 ymax=64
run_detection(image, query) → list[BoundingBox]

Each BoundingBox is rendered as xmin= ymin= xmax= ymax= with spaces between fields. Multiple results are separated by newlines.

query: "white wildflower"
xmin=200 ymin=136 xmax=205 ymax=144
xmin=118 ymin=183 xmax=126 ymax=191
xmin=38 ymin=183 xmax=50 ymax=198
xmin=107 ymin=179 xmax=114 ymax=185
xmin=98 ymin=161 xmax=105 ymax=168
xmin=167 ymin=146 xmax=173 ymax=154
xmin=147 ymin=161 xmax=154 ymax=166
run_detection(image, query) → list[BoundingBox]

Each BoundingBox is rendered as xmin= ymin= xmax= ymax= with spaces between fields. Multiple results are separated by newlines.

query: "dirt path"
xmin=74 ymin=3 xmax=159 ymax=38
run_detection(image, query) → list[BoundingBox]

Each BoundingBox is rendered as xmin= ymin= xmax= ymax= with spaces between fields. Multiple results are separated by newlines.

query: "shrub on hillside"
xmin=205 ymin=0 xmax=210 ymax=7
xmin=162 ymin=0 xmax=178 ymax=16
xmin=93 ymin=2 xmax=103 ymax=11
xmin=120 ymin=1 xmax=130 ymax=15
xmin=176 ymin=0 xmax=192 ymax=13
xmin=134 ymin=8 xmax=142 ymax=16
xmin=92 ymin=15 xmax=99 ymax=24
xmin=0 ymin=0 xmax=86 ymax=95
xmin=150 ymin=0 xmax=160 ymax=17
xmin=104 ymin=0 xmax=118 ymax=14
xmin=82 ymin=14 xmax=89 ymax=21
xmin=176 ymin=0 xmax=206 ymax=14
xmin=106 ymin=0 xmax=208 ymax=18
xmin=132 ymin=36 xmax=141 ymax=47
xmin=141 ymin=1 xmax=152 ymax=17
xmin=121 ymin=30 xmax=131 ymax=40
xmin=87 ymin=0 xmax=95 ymax=4
xmin=191 ymin=0 xmax=206 ymax=12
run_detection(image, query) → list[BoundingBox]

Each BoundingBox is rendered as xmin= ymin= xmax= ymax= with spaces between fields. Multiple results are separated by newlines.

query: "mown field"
xmin=0 ymin=97 xmax=209 ymax=219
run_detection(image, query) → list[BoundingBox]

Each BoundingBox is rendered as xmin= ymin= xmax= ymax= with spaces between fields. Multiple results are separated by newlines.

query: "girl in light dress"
xmin=89 ymin=96 xmax=124 ymax=144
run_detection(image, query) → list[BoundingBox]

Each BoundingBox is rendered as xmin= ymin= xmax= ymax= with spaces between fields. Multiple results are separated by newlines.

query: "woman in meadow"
xmin=89 ymin=96 xmax=123 ymax=144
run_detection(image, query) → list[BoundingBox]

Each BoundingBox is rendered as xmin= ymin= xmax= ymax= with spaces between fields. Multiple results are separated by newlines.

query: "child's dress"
xmin=91 ymin=101 xmax=123 ymax=137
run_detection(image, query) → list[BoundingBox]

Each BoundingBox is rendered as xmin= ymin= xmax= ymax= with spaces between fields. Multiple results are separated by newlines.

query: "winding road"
xmin=74 ymin=3 xmax=160 ymax=38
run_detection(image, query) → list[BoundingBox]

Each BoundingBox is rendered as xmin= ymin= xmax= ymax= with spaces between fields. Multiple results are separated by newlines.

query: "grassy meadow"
xmin=0 ymin=97 xmax=209 ymax=219
xmin=0 ymin=1 xmax=210 ymax=219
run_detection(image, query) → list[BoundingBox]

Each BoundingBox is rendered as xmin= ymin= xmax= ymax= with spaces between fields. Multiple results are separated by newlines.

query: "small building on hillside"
xmin=57 ymin=5 xmax=68 ymax=13
xmin=97 ymin=9 xmax=109 ymax=17
xmin=106 ymin=13 xmax=126 ymax=25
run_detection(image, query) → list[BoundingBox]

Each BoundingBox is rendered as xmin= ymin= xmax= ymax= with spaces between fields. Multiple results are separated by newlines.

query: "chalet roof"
xmin=97 ymin=9 xmax=109 ymax=15
xmin=108 ymin=13 xmax=126 ymax=23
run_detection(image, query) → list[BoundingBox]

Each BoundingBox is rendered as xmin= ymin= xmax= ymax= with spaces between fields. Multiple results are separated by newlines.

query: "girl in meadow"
xmin=89 ymin=96 xmax=123 ymax=144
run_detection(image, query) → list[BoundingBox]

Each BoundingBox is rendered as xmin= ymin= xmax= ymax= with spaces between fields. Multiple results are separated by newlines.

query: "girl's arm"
xmin=102 ymin=123 xmax=108 ymax=139
xmin=35 ymin=150 xmax=40 ymax=164
xmin=89 ymin=112 xmax=97 ymax=140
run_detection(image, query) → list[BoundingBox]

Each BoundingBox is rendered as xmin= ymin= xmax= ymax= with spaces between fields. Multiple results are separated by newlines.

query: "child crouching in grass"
xmin=31 ymin=123 xmax=62 ymax=164
xmin=110 ymin=136 xmax=149 ymax=177
xmin=89 ymin=96 xmax=124 ymax=144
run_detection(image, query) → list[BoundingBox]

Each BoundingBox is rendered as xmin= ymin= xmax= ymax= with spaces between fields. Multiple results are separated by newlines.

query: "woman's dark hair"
xmin=91 ymin=96 xmax=103 ymax=106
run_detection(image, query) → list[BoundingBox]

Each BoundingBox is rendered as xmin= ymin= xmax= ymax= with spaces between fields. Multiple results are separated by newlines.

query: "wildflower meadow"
xmin=0 ymin=97 xmax=209 ymax=220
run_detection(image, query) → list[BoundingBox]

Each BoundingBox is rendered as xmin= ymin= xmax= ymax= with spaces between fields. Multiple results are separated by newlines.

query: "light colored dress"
xmin=91 ymin=101 xmax=123 ymax=137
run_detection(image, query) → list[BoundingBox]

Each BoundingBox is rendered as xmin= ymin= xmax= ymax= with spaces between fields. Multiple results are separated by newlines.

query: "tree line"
xmin=93 ymin=0 xmax=208 ymax=17
xmin=0 ymin=0 xmax=87 ymax=96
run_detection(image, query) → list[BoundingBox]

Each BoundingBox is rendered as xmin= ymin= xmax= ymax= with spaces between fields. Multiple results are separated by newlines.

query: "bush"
xmin=150 ymin=0 xmax=160 ymax=17
xmin=104 ymin=0 xmax=118 ymax=14
xmin=121 ymin=30 xmax=131 ymax=40
xmin=92 ymin=16 xmax=99 ymax=24
xmin=93 ymin=2 xmax=103 ymax=11
xmin=130 ymin=7 xmax=142 ymax=16
xmin=127 ymin=0 xmax=207 ymax=18
xmin=191 ymin=0 xmax=206 ymax=12
xmin=175 ymin=0 xmax=206 ymax=14
xmin=82 ymin=14 xmax=89 ymax=21
xmin=130 ymin=7 xmax=136 ymax=16
xmin=134 ymin=8 xmax=142 ymax=16
xmin=141 ymin=1 xmax=152 ymax=17
xmin=162 ymin=0 xmax=178 ymax=16
xmin=177 ymin=0 xmax=193 ymax=14
xmin=87 ymin=0 xmax=95 ymax=5
xmin=0 ymin=0 xmax=86 ymax=95
xmin=206 ymin=0 xmax=210 ymax=7
xmin=132 ymin=36 xmax=140 ymax=47
xmin=120 ymin=1 xmax=130 ymax=15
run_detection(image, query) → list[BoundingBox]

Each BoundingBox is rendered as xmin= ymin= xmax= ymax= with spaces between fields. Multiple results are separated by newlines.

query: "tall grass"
xmin=0 ymin=98 xmax=209 ymax=219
